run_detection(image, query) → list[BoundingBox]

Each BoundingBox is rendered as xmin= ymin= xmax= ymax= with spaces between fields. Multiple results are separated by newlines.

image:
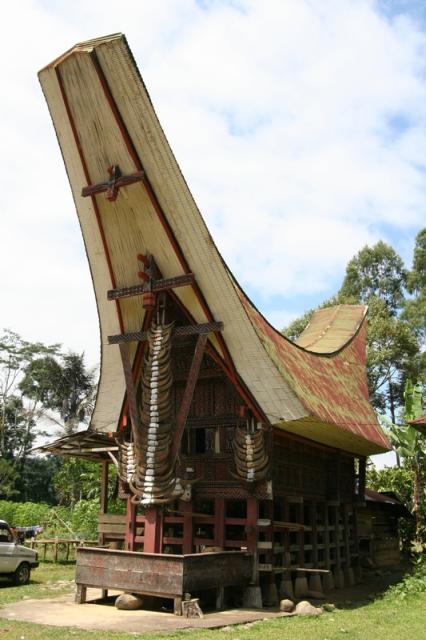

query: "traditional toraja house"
xmin=39 ymin=34 xmax=391 ymax=613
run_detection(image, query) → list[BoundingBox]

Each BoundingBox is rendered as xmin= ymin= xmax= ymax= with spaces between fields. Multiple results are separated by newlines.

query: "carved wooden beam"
xmin=108 ymin=321 xmax=222 ymax=345
xmin=171 ymin=333 xmax=208 ymax=461
xmin=107 ymin=274 xmax=194 ymax=300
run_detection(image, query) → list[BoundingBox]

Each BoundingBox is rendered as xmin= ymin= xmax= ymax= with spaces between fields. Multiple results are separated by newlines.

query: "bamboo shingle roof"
xmin=39 ymin=33 xmax=390 ymax=456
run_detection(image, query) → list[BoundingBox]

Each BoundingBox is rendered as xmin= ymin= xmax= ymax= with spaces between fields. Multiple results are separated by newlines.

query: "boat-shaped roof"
xmin=39 ymin=33 xmax=389 ymax=456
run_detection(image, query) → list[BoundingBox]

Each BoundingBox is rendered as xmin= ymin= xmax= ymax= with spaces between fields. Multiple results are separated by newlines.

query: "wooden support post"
xmin=246 ymin=496 xmax=258 ymax=584
xmin=311 ymin=500 xmax=318 ymax=568
xmin=216 ymin=586 xmax=225 ymax=610
xmin=333 ymin=505 xmax=344 ymax=588
xmin=283 ymin=497 xmax=290 ymax=569
xmin=343 ymin=505 xmax=351 ymax=567
xmin=324 ymin=502 xmax=330 ymax=570
xmin=352 ymin=502 xmax=362 ymax=582
xmin=75 ymin=584 xmax=87 ymax=604
xmin=143 ymin=506 xmax=164 ymax=553
xmin=214 ymin=497 xmax=225 ymax=549
xmin=125 ymin=498 xmax=136 ymax=551
xmin=358 ymin=457 xmax=366 ymax=501
xmin=174 ymin=595 xmax=183 ymax=616
xmin=99 ymin=460 xmax=109 ymax=546
xmin=297 ymin=501 xmax=304 ymax=569
xmin=181 ymin=501 xmax=193 ymax=554
xmin=294 ymin=499 xmax=308 ymax=598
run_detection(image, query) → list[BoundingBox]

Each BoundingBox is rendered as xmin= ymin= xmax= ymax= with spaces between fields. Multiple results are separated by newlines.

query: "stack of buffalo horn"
xmin=233 ymin=423 xmax=269 ymax=483
xmin=117 ymin=439 xmax=135 ymax=484
xmin=130 ymin=321 xmax=185 ymax=504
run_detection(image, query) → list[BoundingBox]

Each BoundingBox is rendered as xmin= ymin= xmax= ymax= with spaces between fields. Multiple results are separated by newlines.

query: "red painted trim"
xmin=55 ymin=66 xmax=124 ymax=334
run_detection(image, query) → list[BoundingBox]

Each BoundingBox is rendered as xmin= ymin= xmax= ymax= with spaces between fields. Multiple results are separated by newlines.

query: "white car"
xmin=0 ymin=520 xmax=39 ymax=585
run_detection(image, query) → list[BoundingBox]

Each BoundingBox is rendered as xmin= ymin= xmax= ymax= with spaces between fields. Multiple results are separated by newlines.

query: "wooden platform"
xmin=75 ymin=547 xmax=253 ymax=615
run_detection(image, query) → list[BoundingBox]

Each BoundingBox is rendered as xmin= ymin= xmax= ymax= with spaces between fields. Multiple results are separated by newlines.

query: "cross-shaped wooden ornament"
xmin=81 ymin=165 xmax=145 ymax=202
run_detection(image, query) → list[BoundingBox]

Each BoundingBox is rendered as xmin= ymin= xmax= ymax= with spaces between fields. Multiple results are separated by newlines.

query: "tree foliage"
xmin=0 ymin=329 xmax=96 ymax=502
xmin=339 ymin=240 xmax=407 ymax=314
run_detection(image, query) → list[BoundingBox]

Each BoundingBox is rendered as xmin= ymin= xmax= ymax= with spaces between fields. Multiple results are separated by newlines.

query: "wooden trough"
xmin=75 ymin=547 xmax=253 ymax=615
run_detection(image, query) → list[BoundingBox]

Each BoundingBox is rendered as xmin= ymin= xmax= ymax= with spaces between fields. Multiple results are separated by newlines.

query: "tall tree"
xmin=19 ymin=352 xmax=96 ymax=436
xmin=403 ymin=228 xmax=426 ymax=345
xmin=0 ymin=330 xmax=59 ymax=459
xmin=338 ymin=240 xmax=407 ymax=314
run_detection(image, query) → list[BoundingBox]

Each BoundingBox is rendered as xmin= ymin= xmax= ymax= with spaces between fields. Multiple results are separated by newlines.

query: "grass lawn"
xmin=0 ymin=562 xmax=75 ymax=606
xmin=0 ymin=562 xmax=425 ymax=640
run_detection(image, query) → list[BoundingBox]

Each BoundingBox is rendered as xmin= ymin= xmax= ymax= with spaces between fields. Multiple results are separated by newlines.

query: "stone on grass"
xmin=115 ymin=593 xmax=143 ymax=610
xmin=295 ymin=600 xmax=322 ymax=617
xmin=279 ymin=599 xmax=295 ymax=613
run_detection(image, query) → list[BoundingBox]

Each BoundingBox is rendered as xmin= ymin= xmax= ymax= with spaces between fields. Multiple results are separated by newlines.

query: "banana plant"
xmin=387 ymin=380 xmax=425 ymax=543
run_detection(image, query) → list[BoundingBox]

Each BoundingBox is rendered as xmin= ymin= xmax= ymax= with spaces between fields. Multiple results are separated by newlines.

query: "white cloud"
xmin=1 ymin=0 xmax=425 ymax=363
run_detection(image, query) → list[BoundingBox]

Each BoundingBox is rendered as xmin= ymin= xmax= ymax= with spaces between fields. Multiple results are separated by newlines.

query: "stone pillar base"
xmin=334 ymin=569 xmax=345 ymax=589
xmin=294 ymin=575 xmax=309 ymax=598
xmin=242 ymin=585 xmax=263 ymax=609
xmin=262 ymin=581 xmax=279 ymax=607
xmin=279 ymin=576 xmax=294 ymax=600
xmin=322 ymin=571 xmax=335 ymax=592
xmin=344 ymin=567 xmax=355 ymax=587
xmin=308 ymin=573 xmax=323 ymax=594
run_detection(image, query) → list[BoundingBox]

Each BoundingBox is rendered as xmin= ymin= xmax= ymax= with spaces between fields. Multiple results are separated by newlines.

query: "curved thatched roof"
xmin=39 ymin=33 xmax=389 ymax=456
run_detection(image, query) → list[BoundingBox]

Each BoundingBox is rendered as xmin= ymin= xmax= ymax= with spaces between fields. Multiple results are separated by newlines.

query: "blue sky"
xmin=1 ymin=0 xmax=425 ymax=365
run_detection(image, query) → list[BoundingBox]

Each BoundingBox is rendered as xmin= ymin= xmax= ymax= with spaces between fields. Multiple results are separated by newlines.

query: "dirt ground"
xmin=0 ymin=567 xmax=405 ymax=634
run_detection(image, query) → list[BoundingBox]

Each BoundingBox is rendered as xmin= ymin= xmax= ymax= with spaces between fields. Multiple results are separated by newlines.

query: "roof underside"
xmin=408 ymin=415 xmax=426 ymax=435
xmin=39 ymin=33 xmax=390 ymax=456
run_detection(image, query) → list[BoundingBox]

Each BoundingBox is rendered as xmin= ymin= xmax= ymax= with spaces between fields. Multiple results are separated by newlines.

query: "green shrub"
xmin=0 ymin=500 xmax=17 ymax=524
xmin=386 ymin=557 xmax=426 ymax=600
xmin=71 ymin=499 xmax=99 ymax=539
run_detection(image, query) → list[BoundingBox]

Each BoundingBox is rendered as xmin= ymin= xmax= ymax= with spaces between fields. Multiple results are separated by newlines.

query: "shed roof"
xmin=408 ymin=415 xmax=426 ymax=435
xmin=39 ymin=33 xmax=390 ymax=456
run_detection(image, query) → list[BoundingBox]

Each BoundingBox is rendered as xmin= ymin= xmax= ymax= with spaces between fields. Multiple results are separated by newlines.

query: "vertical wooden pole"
xmin=324 ymin=502 xmax=330 ymax=571
xmin=352 ymin=501 xmax=361 ymax=581
xmin=297 ymin=501 xmax=304 ymax=568
xmin=214 ymin=497 xmax=225 ymax=549
xmin=125 ymin=498 xmax=136 ymax=551
xmin=246 ymin=496 xmax=258 ymax=584
xmin=358 ymin=457 xmax=366 ymax=500
xmin=99 ymin=460 xmax=109 ymax=546
xmin=311 ymin=500 xmax=318 ymax=568
xmin=181 ymin=501 xmax=193 ymax=554
xmin=283 ymin=497 xmax=290 ymax=569
xmin=143 ymin=506 xmax=164 ymax=553
xmin=343 ymin=505 xmax=351 ymax=569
